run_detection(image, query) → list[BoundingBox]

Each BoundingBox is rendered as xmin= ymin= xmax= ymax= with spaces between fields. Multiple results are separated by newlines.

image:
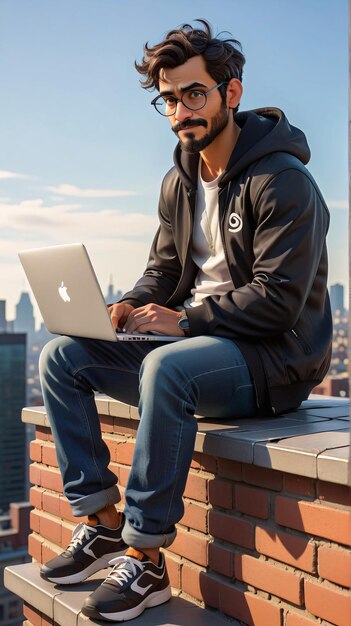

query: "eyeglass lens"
xmin=155 ymin=90 xmax=207 ymax=116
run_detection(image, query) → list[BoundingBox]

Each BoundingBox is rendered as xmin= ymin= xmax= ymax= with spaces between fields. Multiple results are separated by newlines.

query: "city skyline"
xmin=2 ymin=280 xmax=348 ymax=334
xmin=0 ymin=1 xmax=348 ymax=320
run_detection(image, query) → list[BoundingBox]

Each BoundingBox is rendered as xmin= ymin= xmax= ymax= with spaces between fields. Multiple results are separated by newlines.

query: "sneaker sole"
xmin=82 ymin=585 xmax=172 ymax=621
xmin=40 ymin=549 xmax=126 ymax=585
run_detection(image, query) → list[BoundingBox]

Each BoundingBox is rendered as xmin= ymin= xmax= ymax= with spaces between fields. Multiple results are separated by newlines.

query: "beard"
xmin=177 ymin=103 xmax=229 ymax=154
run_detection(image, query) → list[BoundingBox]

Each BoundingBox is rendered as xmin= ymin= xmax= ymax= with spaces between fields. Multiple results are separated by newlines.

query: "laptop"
xmin=18 ymin=243 xmax=186 ymax=342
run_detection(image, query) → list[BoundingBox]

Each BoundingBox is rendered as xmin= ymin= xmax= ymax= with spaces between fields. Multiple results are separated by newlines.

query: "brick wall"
xmin=27 ymin=415 xmax=351 ymax=626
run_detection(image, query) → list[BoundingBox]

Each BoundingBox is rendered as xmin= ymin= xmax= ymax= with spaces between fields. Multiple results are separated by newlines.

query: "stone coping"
xmin=22 ymin=395 xmax=350 ymax=486
xmin=5 ymin=563 xmax=237 ymax=626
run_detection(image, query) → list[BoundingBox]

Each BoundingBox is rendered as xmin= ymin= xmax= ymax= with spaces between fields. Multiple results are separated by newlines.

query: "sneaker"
xmin=81 ymin=549 xmax=172 ymax=622
xmin=40 ymin=515 xmax=127 ymax=584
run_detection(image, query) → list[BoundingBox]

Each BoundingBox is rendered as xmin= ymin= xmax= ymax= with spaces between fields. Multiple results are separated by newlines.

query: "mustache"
xmin=171 ymin=119 xmax=208 ymax=134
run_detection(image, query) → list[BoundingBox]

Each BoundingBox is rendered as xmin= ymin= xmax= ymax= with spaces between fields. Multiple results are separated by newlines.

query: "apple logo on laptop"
xmin=58 ymin=281 xmax=71 ymax=302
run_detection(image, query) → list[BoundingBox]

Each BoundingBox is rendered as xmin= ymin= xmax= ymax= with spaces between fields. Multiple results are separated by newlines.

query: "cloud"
xmin=0 ymin=170 xmax=31 ymax=180
xmin=46 ymin=183 xmax=138 ymax=198
xmin=0 ymin=198 xmax=157 ymax=241
xmin=327 ymin=200 xmax=349 ymax=210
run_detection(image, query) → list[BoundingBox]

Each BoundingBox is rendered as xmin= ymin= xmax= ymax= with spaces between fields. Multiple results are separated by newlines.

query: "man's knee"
xmin=140 ymin=347 xmax=177 ymax=383
xmin=39 ymin=335 xmax=75 ymax=380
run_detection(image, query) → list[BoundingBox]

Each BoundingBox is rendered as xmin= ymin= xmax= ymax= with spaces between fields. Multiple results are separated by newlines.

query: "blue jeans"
xmin=39 ymin=335 xmax=256 ymax=549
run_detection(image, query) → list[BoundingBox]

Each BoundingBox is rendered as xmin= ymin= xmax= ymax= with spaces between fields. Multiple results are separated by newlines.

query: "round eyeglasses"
xmin=151 ymin=82 xmax=227 ymax=117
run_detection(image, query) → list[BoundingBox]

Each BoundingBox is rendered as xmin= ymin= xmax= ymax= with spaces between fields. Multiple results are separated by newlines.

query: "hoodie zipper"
xmin=219 ymin=186 xmax=235 ymax=285
xmin=290 ymin=328 xmax=312 ymax=354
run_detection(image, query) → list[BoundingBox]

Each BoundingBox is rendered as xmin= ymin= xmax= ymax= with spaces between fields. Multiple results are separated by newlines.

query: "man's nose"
xmin=174 ymin=100 xmax=192 ymax=123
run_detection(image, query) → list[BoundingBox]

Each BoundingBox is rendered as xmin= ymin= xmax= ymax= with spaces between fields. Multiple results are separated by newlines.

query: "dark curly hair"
xmin=135 ymin=19 xmax=245 ymax=91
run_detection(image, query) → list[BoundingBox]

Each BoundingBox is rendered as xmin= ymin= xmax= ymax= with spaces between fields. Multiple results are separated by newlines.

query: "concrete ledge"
xmin=5 ymin=563 xmax=237 ymax=626
xmin=22 ymin=395 xmax=350 ymax=485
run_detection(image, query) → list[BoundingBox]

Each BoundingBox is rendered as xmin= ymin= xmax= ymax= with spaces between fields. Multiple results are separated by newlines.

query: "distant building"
xmin=105 ymin=276 xmax=122 ymax=304
xmin=0 ymin=302 xmax=6 ymax=333
xmin=13 ymin=292 xmax=35 ymax=343
xmin=313 ymin=374 xmax=349 ymax=398
xmin=329 ymin=283 xmax=345 ymax=314
xmin=0 ymin=334 xmax=27 ymax=513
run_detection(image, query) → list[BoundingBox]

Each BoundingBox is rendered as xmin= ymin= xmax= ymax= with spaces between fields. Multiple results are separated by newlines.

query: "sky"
xmin=0 ymin=0 xmax=348 ymax=324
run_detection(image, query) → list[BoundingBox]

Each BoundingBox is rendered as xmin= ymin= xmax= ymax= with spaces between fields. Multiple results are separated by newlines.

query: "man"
xmin=39 ymin=19 xmax=332 ymax=622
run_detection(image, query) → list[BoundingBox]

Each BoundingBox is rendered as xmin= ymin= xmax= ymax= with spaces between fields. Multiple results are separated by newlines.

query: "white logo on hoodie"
xmin=228 ymin=213 xmax=243 ymax=232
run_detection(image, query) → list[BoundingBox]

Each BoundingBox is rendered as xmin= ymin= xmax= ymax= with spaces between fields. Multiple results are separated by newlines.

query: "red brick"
xmin=114 ymin=416 xmax=139 ymax=434
xmin=255 ymin=526 xmax=316 ymax=573
xmin=30 ymin=441 xmax=42 ymax=463
xmin=318 ymin=545 xmax=351 ymax=587
xmin=218 ymin=579 xmax=282 ymax=626
xmin=191 ymin=452 xmax=217 ymax=474
xmin=235 ymin=553 xmax=303 ymax=604
xmin=42 ymin=542 xmax=60 ymax=562
xmin=59 ymin=497 xmax=77 ymax=523
xmin=305 ymin=579 xmax=351 ymax=626
xmin=318 ymin=482 xmax=351 ymax=507
xmin=115 ymin=464 xmax=131 ymax=487
xmin=243 ymin=464 xmax=283 ymax=490
xmin=29 ymin=464 xmax=41 ymax=487
xmin=184 ymin=472 xmax=208 ymax=503
xmin=235 ymin=485 xmax=269 ymax=519
xmin=40 ymin=467 xmax=63 ymax=493
xmin=113 ymin=441 xmax=135 ymax=465
xmin=30 ymin=510 xmax=40 ymax=533
xmin=99 ymin=415 xmax=114 ymax=433
xmin=23 ymin=603 xmax=42 ymax=626
xmin=61 ymin=522 xmax=74 ymax=548
xmin=42 ymin=491 xmax=60 ymax=517
xmin=217 ymin=458 xmax=242 ymax=481
xmin=28 ymin=533 xmax=43 ymax=562
xmin=180 ymin=501 xmax=208 ymax=533
xmin=182 ymin=562 xmax=205 ymax=602
xmin=209 ymin=510 xmax=254 ymax=549
xmin=29 ymin=487 xmax=44 ymax=510
xmin=168 ymin=527 xmax=209 ymax=566
xmin=208 ymin=478 xmax=233 ymax=509
xmin=284 ymin=475 xmax=315 ymax=498
xmin=39 ymin=515 xmax=62 ymax=545
xmin=286 ymin=611 xmax=319 ymax=626
xmin=275 ymin=496 xmax=351 ymax=545
xmin=163 ymin=553 xmax=181 ymax=590
xmin=41 ymin=616 xmax=53 ymax=626
xmin=36 ymin=426 xmax=50 ymax=441
xmin=198 ymin=571 xmax=220 ymax=609
xmin=208 ymin=541 xmax=235 ymax=578
xmin=42 ymin=444 xmax=58 ymax=467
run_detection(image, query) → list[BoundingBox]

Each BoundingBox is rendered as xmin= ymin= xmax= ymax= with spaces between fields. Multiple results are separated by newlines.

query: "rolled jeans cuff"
xmin=122 ymin=518 xmax=177 ymax=549
xmin=69 ymin=485 xmax=121 ymax=517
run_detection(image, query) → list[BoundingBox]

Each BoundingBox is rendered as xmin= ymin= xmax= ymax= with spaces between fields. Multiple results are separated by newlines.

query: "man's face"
xmin=158 ymin=55 xmax=229 ymax=154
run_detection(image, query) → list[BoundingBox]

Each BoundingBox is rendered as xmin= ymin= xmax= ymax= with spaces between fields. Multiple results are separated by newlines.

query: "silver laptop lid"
xmin=18 ymin=243 xmax=118 ymax=342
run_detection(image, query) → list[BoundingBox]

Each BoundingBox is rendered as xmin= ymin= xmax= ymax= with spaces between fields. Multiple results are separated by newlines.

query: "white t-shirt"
xmin=183 ymin=162 xmax=233 ymax=309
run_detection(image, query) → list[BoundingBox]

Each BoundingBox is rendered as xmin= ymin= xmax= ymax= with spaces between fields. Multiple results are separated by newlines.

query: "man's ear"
xmin=226 ymin=78 xmax=243 ymax=110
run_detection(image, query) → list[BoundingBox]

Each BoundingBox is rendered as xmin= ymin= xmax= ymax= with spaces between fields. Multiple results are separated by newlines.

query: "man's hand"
xmin=108 ymin=303 xmax=135 ymax=331
xmin=123 ymin=303 xmax=185 ymax=336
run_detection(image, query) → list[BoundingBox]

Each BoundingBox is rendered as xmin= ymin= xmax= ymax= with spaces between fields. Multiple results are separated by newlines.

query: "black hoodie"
xmin=121 ymin=108 xmax=332 ymax=415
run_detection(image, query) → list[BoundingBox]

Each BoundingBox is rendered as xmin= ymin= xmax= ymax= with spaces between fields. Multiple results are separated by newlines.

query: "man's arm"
xmin=118 ymin=172 xmax=183 ymax=310
xmin=109 ymin=171 xmax=185 ymax=334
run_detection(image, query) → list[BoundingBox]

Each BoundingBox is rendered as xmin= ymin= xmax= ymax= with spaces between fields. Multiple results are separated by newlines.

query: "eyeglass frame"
xmin=151 ymin=81 xmax=229 ymax=116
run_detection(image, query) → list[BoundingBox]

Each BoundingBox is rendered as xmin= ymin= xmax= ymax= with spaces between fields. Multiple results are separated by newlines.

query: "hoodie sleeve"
xmin=186 ymin=167 xmax=330 ymax=338
xmin=119 ymin=174 xmax=183 ymax=308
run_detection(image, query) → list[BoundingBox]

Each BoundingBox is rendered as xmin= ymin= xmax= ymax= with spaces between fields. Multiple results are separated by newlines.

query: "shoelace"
xmin=105 ymin=556 xmax=144 ymax=586
xmin=65 ymin=523 xmax=97 ymax=554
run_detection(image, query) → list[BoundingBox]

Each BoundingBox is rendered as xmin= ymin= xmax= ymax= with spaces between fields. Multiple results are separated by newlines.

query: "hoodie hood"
xmin=173 ymin=107 xmax=311 ymax=191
